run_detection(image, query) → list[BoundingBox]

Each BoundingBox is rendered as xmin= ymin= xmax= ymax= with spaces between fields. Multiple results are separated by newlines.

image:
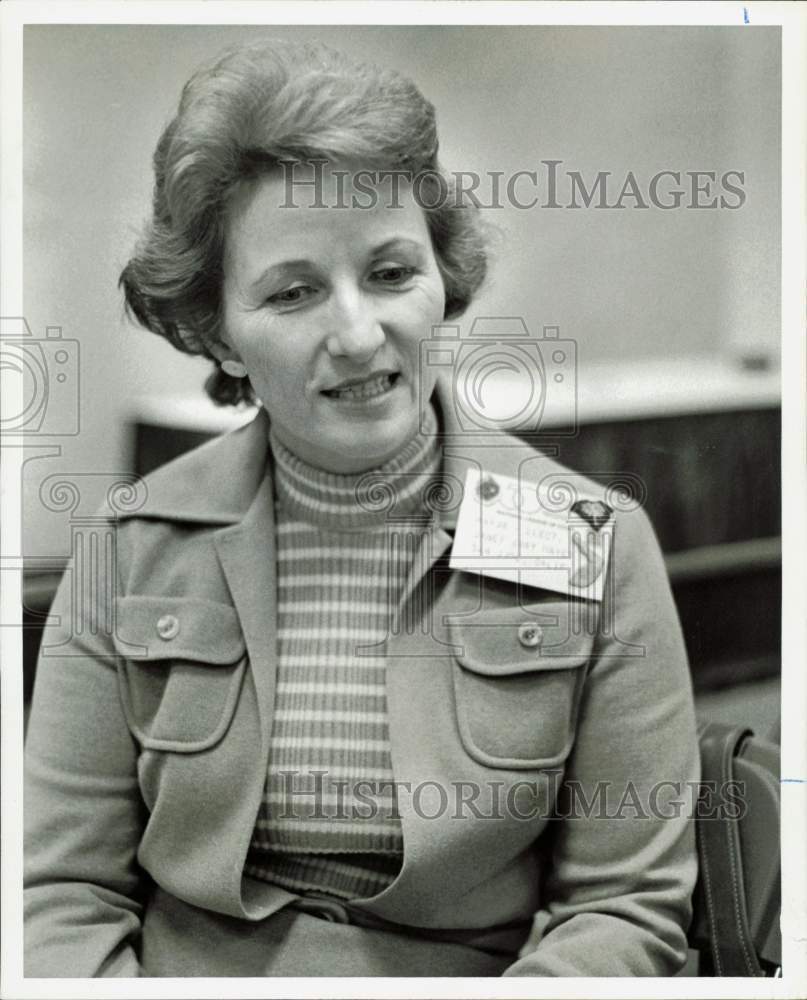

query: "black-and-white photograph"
xmin=2 ymin=2 xmax=804 ymax=994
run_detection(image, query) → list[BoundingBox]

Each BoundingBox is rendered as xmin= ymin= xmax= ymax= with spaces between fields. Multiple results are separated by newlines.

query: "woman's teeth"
xmin=326 ymin=373 xmax=396 ymax=401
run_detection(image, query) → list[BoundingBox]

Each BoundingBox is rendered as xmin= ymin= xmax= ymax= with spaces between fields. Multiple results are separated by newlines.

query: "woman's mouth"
xmin=322 ymin=372 xmax=400 ymax=402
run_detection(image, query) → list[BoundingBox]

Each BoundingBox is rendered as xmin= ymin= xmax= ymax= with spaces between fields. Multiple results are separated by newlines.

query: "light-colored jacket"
xmin=24 ymin=387 xmax=699 ymax=977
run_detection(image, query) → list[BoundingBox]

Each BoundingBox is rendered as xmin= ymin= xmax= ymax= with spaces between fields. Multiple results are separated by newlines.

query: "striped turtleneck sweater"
xmin=244 ymin=406 xmax=441 ymax=901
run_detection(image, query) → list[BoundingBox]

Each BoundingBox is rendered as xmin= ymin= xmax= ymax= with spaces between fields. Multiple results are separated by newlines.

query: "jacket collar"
xmin=126 ymin=374 xmax=539 ymax=530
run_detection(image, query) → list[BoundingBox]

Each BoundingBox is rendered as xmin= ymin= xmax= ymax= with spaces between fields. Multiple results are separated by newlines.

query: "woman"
xmin=24 ymin=39 xmax=699 ymax=978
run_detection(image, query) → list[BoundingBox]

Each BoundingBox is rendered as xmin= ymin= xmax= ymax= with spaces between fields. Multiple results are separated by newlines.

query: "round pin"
xmin=156 ymin=614 xmax=180 ymax=640
xmin=476 ymin=476 xmax=500 ymax=502
xmin=517 ymin=623 xmax=543 ymax=648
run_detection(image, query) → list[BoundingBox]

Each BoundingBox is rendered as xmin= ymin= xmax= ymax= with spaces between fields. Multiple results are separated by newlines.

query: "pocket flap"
xmin=448 ymin=601 xmax=595 ymax=678
xmin=113 ymin=596 xmax=246 ymax=664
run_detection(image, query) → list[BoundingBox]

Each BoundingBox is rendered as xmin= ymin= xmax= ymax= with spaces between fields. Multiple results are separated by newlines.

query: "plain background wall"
xmin=22 ymin=24 xmax=780 ymax=557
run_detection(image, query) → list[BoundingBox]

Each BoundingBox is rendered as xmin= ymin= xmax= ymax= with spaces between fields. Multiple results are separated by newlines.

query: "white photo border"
xmin=2 ymin=2 xmax=804 ymax=998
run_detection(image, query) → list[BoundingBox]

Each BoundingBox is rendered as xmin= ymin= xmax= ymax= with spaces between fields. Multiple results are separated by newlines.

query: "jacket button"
xmin=517 ymin=623 xmax=543 ymax=648
xmin=156 ymin=614 xmax=180 ymax=640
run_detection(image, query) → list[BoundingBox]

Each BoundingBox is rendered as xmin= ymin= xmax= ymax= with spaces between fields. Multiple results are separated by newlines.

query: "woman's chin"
xmin=316 ymin=416 xmax=422 ymax=473
xmin=311 ymin=390 xmax=423 ymax=469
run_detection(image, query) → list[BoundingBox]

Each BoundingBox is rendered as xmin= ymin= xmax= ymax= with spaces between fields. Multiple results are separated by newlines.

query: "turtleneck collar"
xmin=268 ymin=403 xmax=442 ymax=531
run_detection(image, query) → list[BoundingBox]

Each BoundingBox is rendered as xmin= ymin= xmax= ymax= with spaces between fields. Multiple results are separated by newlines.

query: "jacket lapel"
xmin=213 ymin=473 xmax=278 ymax=754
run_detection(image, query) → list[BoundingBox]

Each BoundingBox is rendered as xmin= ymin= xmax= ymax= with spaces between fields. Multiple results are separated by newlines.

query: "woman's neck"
xmin=269 ymin=403 xmax=441 ymax=531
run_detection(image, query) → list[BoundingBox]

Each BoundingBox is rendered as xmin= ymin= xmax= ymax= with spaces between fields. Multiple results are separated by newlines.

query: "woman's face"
xmin=220 ymin=164 xmax=446 ymax=473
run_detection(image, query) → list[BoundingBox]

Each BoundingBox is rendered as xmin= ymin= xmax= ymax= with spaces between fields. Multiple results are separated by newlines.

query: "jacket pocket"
xmin=113 ymin=596 xmax=247 ymax=753
xmin=449 ymin=601 xmax=593 ymax=770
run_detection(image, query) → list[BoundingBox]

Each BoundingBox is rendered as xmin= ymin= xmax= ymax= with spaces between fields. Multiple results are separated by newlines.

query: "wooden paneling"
xmin=533 ymin=408 xmax=780 ymax=552
xmin=135 ymin=407 xmax=781 ymax=553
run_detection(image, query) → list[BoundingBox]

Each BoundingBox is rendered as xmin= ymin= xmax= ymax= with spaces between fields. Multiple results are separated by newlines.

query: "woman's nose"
xmin=325 ymin=291 xmax=386 ymax=362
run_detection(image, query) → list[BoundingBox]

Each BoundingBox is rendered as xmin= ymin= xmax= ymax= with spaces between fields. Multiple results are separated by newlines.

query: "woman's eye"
xmin=266 ymin=284 xmax=315 ymax=306
xmin=370 ymin=265 xmax=417 ymax=286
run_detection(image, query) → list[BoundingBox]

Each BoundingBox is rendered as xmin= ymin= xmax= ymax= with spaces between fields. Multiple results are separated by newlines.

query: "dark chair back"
xmin=688 ymin=722 xmax=781 ymax=976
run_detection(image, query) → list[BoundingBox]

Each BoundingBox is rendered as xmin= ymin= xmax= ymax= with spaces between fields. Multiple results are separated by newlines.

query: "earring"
xmin=221 ymin=359 xmax=247 ymax=378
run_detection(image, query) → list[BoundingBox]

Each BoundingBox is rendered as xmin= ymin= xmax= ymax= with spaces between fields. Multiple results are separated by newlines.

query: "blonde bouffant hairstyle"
xmin=120 ymin=38 xmax=489 ymax=406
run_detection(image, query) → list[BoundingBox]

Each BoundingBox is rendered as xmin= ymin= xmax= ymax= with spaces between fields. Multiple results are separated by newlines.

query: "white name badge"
xmin=449 ymin=467 xmax=613 ymax=602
